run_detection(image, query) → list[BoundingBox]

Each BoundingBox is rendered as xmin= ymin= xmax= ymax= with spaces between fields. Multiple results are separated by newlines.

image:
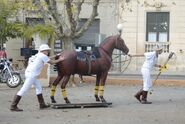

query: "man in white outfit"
xmin=10 ymin=44 xmax=64 ymax=111
xmin=134 ymin=44 xmax=163 ymax=104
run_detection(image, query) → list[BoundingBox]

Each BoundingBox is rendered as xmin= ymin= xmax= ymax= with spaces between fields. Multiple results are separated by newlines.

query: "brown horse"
xmin=50 ymin=34 xmax=129 ymax=103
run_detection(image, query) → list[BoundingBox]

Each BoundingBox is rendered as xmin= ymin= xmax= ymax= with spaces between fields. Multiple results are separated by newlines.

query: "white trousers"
xmin=17 ymin=72 xmax=42 ymax=96
xmin=141 ymin=68 xmax=152 ymax=91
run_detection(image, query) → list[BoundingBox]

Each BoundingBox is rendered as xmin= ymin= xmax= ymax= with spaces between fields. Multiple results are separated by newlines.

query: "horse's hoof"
xmin=64 ymin=98 xmax=71 ymax=104
xmin=100 ymin=96 xmax=107 ymax=103
xmin=51 ymin=100 xmax=57 ymax=103
xmin=101 ymin=99 xmax=107 ymax=103
xmin=95 ymin=95 xmax=100 ymax=101
xmin=50 ymin=96 xmax=57 ymax=103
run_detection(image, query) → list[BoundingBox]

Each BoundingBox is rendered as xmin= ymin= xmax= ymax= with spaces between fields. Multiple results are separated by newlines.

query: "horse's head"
xmin=114 ymin=35 xmax=129 ymax=55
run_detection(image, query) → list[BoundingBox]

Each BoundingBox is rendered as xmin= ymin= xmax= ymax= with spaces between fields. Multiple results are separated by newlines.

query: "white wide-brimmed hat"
xmin=154 ymin=44 xmax=163 ymax=51
xmin=39 ymin=44 xmax=51 ymax=52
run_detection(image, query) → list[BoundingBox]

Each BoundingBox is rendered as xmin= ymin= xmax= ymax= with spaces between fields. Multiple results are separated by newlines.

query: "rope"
xmin=121 ymin=55 xmax=132 ymax=73
xmin=111 ymin=54 xmax=132 ymax=73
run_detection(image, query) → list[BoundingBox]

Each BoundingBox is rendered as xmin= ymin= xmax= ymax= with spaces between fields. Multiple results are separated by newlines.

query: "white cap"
xmin=154 ymin=44 xmax=163 ymax=51
xmin=39 ymin=44 xmax=51 ymax=51
xmin=117 ymin=23 xmax=123 ymax=32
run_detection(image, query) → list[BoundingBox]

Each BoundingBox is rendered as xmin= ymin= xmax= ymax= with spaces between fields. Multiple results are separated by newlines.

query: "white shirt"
xmin=25 ymin=52 xmax=50 ymax=77
xmin=142 ymin=51 xmax=157 ymax=70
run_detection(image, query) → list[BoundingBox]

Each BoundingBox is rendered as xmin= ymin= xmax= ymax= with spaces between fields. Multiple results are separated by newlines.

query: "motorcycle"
xmin=0 ymin=58 xmax=22 ymax=88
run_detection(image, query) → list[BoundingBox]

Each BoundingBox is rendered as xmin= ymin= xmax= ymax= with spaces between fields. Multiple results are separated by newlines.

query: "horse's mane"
xmin=99 ymin=35 xmax=119 ymax=47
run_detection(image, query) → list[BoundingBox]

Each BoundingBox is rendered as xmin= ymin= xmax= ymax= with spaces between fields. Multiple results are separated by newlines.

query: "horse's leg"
xmin=79 ymin=75 xmax=85 ymax=83
xmin=99 ymin=72 xmax=108 ymax=103
xmin=61 ymin=75 xmax=71 ymax=104
xmin=94 ymin=74 xmax=101 ymax=101
xmin=68 ymin=75 xmax=76 ymax=87
xmin=50 ymin=75 xmax=63 ymax=103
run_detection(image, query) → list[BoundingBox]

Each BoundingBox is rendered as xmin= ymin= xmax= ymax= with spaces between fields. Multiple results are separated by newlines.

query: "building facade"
xmin=118 ymin=0 xmax=185 ymax=73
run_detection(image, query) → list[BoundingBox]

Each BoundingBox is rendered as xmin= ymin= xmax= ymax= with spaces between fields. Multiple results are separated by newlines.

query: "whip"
xmin=149 ymin=52 xmax=175 ymax=94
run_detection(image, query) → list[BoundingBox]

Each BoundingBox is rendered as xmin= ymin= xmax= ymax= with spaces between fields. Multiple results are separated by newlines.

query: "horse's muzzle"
xmin=123 ymin=48 xmax=129 ymax=55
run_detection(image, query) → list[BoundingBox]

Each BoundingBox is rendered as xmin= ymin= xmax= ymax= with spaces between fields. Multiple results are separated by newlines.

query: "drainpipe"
xmin=136 ymin=1 xmax=139 ymax=54
xmin=116 ymin=0 xmax=122 ymax=72
xmin=136 ymin=1 xmax=139 ymax=71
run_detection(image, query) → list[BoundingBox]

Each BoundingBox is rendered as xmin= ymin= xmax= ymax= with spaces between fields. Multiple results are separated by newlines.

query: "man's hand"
xmin=58 ymin=55 xmax=65 ymax=61
xmin=159 ymin=65 xmax=168 ymax=72
xmin=56 ymin=53 xmax=61 ymax=57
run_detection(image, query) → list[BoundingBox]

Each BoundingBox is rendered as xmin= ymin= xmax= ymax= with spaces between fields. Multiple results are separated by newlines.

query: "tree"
xmin=0 ymin=0 xmax=25 ymax=47
xmin=30 ymin=0 xmax=100 ymax=50
xmin=23 ymin=24 xmax=56 ymax=47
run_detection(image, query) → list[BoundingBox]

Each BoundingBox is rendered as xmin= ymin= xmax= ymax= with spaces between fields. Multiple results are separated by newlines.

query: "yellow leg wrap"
xmin=99 ymin=86 xmax=104 ymax=96
xmin=61 ymin=89 xmax=67 ymax=98
xmin=94 ymin=86 xmax=99 ymax=95
xmin=50 ymin=85 xmax=56 ymax=96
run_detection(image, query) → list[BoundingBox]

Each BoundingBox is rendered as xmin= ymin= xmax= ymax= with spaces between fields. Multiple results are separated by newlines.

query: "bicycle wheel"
xmin=6 ymin=72 xmax=22 ymax=88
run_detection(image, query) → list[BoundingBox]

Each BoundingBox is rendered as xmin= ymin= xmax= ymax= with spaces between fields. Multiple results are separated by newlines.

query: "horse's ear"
xmin=118 ymin=31 xmax=121 ymax=38
xmin=118 ymin=33 xmax=121 ymax=38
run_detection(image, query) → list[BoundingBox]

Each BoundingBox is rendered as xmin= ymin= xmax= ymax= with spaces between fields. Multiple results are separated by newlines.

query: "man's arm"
xmin=48 ymin=56 xmax=64 ymax=64
xmin=129 ymin=54 xmax=144 ymax=57
xmin=154 ymin=64 xmax=162 ymax=68
xmin=49 ymin=53 xmax=61 ymax=59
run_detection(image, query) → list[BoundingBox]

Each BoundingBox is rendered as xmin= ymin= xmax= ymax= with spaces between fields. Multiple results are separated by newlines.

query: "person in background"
xmin=133 ymin=44 xmax=163 ymax=104
xmin=0 ymin=46 xmax=7 ymax=59
xmin=10 ymin=44 xmax=64 ymax=111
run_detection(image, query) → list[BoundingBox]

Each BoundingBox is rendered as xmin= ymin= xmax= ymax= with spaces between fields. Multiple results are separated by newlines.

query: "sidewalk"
xmin=49 ymin=70 xmax=185 ymax=87
xmin=109 ymin=71 xmax=185 ymax=80
xmin=19 ymin=69 xmax=185 ymax=87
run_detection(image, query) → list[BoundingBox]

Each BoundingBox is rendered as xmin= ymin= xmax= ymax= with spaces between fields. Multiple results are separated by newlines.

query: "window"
xmin=146 ymin=12 xmax=170 ymax=42
xmin=54 ymin=40 xmax=62 ymax=54
xmin=75 ymin=44 xmax=94 ymax=51
xmin=145 ymin=12 xmax=170 ymax=53
xmin=74 ymin=19 xmax=100 ymax=48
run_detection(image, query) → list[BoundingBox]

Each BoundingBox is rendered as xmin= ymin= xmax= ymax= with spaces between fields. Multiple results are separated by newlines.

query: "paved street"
xmin=0 ymin=83 xmax=185 ymax=124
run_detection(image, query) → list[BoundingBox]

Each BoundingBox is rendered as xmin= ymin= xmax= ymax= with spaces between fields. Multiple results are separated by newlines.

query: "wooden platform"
xmin=51 ymin=102 xmax=112 ymax=109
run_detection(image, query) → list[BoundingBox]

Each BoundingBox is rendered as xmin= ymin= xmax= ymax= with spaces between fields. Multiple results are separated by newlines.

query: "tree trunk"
xmin=61 ymin=37 xmax=74 ymax=51
xmin=60 ymin=37 xmax=76 ymax=86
